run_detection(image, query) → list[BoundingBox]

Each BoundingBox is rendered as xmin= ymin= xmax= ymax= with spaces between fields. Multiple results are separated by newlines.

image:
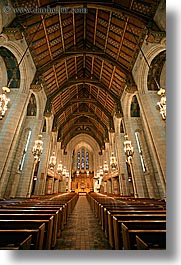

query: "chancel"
xmin=0 ymin=0 xmax=166 ymax=250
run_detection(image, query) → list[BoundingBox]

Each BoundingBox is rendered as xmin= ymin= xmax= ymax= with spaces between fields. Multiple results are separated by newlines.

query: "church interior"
xmin=0 ymin=0 xmax=166 ymax=250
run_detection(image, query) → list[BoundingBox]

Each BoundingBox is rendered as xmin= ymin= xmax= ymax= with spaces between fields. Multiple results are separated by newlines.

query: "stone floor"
xmin=55 ymin=195 xmax=112 ymax=250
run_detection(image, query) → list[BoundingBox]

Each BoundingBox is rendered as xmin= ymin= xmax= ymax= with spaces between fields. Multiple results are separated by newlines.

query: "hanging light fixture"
xmin=157 ymin=87 xmax=166 ymax=120
xmin=110 ymin=152 xmax=117 ymax=170
xmin=99 ymin=166 xmax=103 ymax=177
xmin=123 ymin=134 xmax=138 ymax=197
xmin=123 ymin=135 xmax=134 ymax=162
xmin=103 ymin=160 xmax=109 ymax=173
xmin=62 ymin=166 xmax=67 ymax=176
xmin=32 ymin=134 xmax=43 ymax=161
xmin=49 ymin=151 xmax=56 ymax=169
xmin=0 ymin=87 xmax=10 ymax=119
xmin=57 ymin=161 xmax=63 ymax=174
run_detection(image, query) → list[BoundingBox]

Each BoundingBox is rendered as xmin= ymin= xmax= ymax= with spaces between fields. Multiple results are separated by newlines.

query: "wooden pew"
xmin=103 ymin=207 xmax=166 ymax=235
xmin=111 ymin=214 xmax=166 ymax=249
xmin=136 ymin=234 xmax=166 ymax=250
xmin=136 ymin=235 xmax=149 ymax=250
xmin=9 ymin=203 xmax=68 ymax=227
xmin=0 ymin=221 xmax=45 ymax=249
xmin=0 ymin=233 xmax=32 ymax=250
xmin=121 ymin=222 xmax=166 ymax=250
xmin=0 ymin=214 xmax=54 ymax=250
xmin=0 ymin=208 xmax=62 ymax=239
xmin=106 ymin=209 xmax=166 ymax=238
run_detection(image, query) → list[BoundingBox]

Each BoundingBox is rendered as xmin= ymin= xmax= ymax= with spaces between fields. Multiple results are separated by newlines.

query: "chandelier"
xmin=123 ymin=135 xmax=134 ymax=162
xmin=0 ymin=87 xmax=10 ymax=120
xmin=99 ymin=166 xmax=103 ymax=176
xmin=110 ymin=152 xmax=117 ymax=169
xmin=103 ymin=160 xmax=109 ymax=173
xmin=62 ymin=166 xmax=67 ymax=176
xmin=49 ymin=151 xmax=56 ymax=169
xmin=57 ymin=161 xmax=63 ymax=174
xmin=157 ymin=87 xmax=166 ymax=120
xmin=32 ymin=134 xmax=43 ymax=161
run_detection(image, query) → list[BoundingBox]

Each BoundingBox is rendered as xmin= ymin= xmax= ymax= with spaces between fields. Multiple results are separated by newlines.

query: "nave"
xmin=0 ymin=0 xmax=166 ymax=251
xmin=0 ymin=192 xmax=166 ymax=250
xmin=55 ymin=195 xmax=111 ymax=250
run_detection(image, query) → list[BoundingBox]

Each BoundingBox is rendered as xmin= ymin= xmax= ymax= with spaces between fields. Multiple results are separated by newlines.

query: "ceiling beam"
xmin=61 ymin=121 xmax=105 ymax=143
xmin=55 ymin=97 xmax=112 ymax=119
xmin=49 ymin=77 xmax=119 ymax=103
xmin=34 ymin=43 xmax=130 ymax=78
xmin=47 ymin=77 xmax=123 ymax=115
xmin=58 ymin=108 xmax=108 ymax=136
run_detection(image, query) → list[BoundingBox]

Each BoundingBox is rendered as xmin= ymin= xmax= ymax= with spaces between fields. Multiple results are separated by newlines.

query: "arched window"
xmin=147 ymin=50 xmax=166 ymax=91
xmin=77 ymin=152 xmax=80 ymax=169
xmin=19 ymin=129 xmax=32 ymax=171
xmin=135 ymin=131 xmax=147 ymax=172
xmin=42 ymin=118 xmax=46 ymax=132
xmin=130 ymin=95 xmax=140 ymax=117
xmin=0 ymin=47 xmax=20 ymax=88
xmin=86 ymin=152 xmax=89 ymax=169
xmin=120 ymin=120 xmax=124 ymax=133
xmin=81 ymin=148 xmax=85 ymax=169
xmin=76 ymin=149 xmax=89 ymax=170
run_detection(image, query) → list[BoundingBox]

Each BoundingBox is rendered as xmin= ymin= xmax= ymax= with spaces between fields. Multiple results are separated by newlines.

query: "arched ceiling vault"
xmin=9 ymin=0 xmax=161 ymax=149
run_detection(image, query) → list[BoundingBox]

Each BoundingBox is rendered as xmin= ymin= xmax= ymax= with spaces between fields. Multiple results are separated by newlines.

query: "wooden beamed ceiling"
xmin=11 ymin=0 xmax=161 ymax=149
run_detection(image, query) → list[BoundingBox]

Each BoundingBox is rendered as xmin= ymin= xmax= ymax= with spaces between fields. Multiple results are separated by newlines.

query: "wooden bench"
xmin=0 ymin=233 xmax=32 ymax=250
xmin=136 ymin=234 xmax=166 ymax=250
xmin=121 ymin=222 xmax=166 ymax=250
xmin=2 ymin=205 xmax=66 ymax=231
xmin=111 ymin=214 xmax=166 ymax=249
xmin=0 ymin=221 xmax=45 ymax=249
xmin=0 ymin=214 xmax=54 ymax=249
xmin=103 ymin=207 xmax=166 ymax=235
xmin=0 ymin=207 xmax=62 ymax=239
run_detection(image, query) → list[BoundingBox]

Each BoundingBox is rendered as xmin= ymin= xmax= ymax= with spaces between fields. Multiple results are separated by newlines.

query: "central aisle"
xmin=55 ymin=195 xmax=112 ymax=250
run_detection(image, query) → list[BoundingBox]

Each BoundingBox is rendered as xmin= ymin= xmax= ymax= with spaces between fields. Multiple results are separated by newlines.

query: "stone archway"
xmin=65 ymin=134 xmax=100 ymax=193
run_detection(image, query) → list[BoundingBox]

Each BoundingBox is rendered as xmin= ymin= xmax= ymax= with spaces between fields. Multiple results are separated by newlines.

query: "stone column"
xmin=0 ymin=90 xmax=29 ymax=197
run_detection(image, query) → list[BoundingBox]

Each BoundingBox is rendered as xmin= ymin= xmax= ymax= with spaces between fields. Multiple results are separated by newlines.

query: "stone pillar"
xmin=137 ymin=92 xmax=166 ymax=198
xmin=114 ymin=116 xmax=129 ymax=196
xmin=34 ymin=131 xmax=52 ymax=195
xmin=0 ymin=90 xmax=29 ymax=197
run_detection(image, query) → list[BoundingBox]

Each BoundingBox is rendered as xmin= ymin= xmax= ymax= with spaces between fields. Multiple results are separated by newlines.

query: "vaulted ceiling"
xmin=10 ymin=0 xmax=161 ymax=150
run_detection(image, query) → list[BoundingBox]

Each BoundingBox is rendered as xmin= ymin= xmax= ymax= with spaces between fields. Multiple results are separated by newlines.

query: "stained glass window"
xmin=81 ymin=149 xmax=85 ymax=169
xmin=86 ymin=152 xmax=89 ymax=169
xmin=77 ymin=152 xmax=80 ymax=169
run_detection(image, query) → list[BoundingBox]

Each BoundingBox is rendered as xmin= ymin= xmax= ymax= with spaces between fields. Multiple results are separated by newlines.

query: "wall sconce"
xmin=157 ymin=87 xmax=166 ymax=120
xmin=123 ymin=135 xmax=134 ymax=162
xmin=110 ymin=152 xmax=117 ymax=170
xmin=0 ymin=87 xmax=10 ymax=120
xmin=49 ymin=151 xmax=56 ymax=169
xmin=32 ymin=134 xmax=43 ymax=161
xmin=103 ymin=160 xmax=109 ymax=173
xmin=57 ymin=161 xmax=63 ymax=174
xmin=123 ymin=135 xmax=138 ymax=197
